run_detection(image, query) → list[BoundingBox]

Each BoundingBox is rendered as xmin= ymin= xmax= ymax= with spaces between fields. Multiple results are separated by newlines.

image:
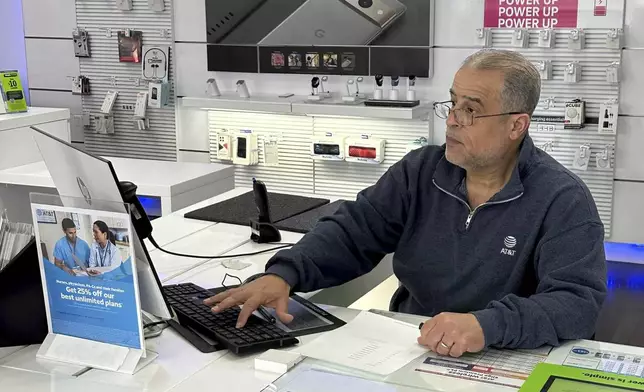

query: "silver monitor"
xmin=30 ymin=126 xmax=172 ymax=320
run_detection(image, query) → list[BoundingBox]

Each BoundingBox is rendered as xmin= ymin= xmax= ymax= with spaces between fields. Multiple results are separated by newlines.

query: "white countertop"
xmin=0 ymin=158 xmax=233 ymax=197
xmin=0 ymin=107 xmax=70 ymax=132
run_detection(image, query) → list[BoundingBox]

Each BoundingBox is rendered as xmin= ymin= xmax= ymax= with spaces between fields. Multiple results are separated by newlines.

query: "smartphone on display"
xmin=258 ymin=0 xmax=406 ymax=46
xmin=237 ymin=137 xmax=248 ymax=158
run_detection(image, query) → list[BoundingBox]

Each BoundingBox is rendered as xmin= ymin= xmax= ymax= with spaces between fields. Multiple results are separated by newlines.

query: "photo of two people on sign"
xmin=35 ymin=208 xmax=131 ymax=279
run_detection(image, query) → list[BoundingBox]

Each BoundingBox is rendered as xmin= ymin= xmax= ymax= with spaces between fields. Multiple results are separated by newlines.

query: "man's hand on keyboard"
xmin=203 ymin=275 xmax=294 ymax=328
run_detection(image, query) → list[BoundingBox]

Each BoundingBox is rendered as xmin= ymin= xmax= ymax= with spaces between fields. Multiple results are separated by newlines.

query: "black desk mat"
xmin=184 ymin=191 xmax=330 ymax=226
xmin=274 ymin=200 xmax=346 ymax=234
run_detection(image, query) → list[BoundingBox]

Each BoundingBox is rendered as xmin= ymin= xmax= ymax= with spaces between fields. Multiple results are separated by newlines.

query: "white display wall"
xmin=19 ymin=0 xmax=644 ymax=243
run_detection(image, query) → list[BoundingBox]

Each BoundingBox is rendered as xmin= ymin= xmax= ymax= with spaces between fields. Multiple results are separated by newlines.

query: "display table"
xmin=0 ymin=158 xmax=234 ymax=218
xmin=0 ymin=107 xmax=70 ymax=171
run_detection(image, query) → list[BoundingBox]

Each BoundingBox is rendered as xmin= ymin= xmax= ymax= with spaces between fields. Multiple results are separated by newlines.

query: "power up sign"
xmin=484 ymin=0 xmax=624 ymax=29
xmin=485 ymin=0 xmax=579 ymax=28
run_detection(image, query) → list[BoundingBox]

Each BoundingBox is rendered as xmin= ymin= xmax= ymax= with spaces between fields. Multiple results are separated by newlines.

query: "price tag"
xmin=0 ymin=70 xmax=28 ymax=113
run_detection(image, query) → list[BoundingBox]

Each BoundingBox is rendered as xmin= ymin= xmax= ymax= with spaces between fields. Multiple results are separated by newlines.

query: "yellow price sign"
xmin=0 ymin=70 xmax=27 ymax=113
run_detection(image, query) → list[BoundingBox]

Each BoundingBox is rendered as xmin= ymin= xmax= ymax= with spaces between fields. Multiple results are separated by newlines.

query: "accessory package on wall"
xmin=74 ymin=0 xmax=177 ymax=161
xmin=205 ymin=0 xmax=435 ymax=77
xmin=207 ymin=111 xmax=431 ymax=199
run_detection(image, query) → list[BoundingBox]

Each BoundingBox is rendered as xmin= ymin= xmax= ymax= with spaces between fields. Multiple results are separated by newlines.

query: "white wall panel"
xmin=434 ymin=0 xmax=485 ymax=47
xmin=76 ymin=0 xmax=177 ymax=160
xmin=30 ymin=90 xmax=85 ymax=142
xmin=611 ymin=181 xmax=644 ymax=244
xmin=29 ymin=90 xmax=83 ymax=112
xmin=312 ymin=117 xmax=431 ymax=199
xmin=208 ymin=111 xmax=315 ymax=194
xmin=173 ymin=0 xmax=206 ymax=42
xmin=207 ymin=111 xmax=430 ymax=197
xmin=532 ymin=128 xmax=619 ymax=235
xmin=625 ymin=0 xmax=644 ymax=48
xmin=619 ymin=49 xmax=644 ymax=116
xmin=24 ymin=39 xmax=79 ymax=91
xmin=22 ymin=0 xmax=76 ymax=38
xmin=615 ymin=117 xmax=644 ymax=181
xmin=175 ymin=43 xmax=208 ymax=97
xmin=176 ymin=106 xmax=209 ymax=151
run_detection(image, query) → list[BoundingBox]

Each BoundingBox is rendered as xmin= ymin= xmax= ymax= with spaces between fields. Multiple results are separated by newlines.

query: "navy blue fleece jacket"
xmin=266 ymin=135 xmax=607 ymax=349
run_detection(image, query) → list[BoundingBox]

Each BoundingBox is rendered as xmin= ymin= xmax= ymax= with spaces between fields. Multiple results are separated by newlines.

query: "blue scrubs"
xmin=53 ymin=237 xmax=91 ymax=269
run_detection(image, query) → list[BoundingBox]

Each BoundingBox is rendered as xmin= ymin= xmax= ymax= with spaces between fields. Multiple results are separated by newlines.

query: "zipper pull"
xmin=465 ymin=212 xmax=474 ymax=230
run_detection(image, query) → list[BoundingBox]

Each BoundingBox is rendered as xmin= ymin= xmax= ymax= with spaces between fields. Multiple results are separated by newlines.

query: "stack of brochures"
xmin=0 ymin=210 xmax=34 ymax=272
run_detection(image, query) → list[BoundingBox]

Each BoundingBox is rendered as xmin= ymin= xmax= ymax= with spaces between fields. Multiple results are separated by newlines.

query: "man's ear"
xmin=509 ymin=114 xmax=531 ymax=141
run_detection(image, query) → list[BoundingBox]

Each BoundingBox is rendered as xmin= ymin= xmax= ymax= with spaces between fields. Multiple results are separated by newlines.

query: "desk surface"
xmin=0 ymin=159 xmax=233 ymax=197
xmin=0 ymin=107 xmax=70 ymax=132
xmin=6 ymin=186 xmax=640 ymax=392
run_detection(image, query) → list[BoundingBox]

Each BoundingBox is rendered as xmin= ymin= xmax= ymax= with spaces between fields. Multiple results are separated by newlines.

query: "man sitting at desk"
xmin=53 ymin=218 xmax=91 ymax=276
xmin=206 ymin=49 xmax=608 ymax=358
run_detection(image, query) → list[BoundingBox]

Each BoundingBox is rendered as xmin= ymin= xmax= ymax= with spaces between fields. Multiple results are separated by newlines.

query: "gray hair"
xmin=462 ymin=49 xmax=541 ymax=116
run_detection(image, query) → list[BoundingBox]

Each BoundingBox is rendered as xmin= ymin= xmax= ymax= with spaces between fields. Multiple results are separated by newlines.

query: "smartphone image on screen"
xmin=258 ymin=0 xmax=406 ymax=46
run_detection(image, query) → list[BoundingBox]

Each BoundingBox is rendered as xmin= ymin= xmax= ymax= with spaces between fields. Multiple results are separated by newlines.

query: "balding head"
xmin=462 ymin=49 xmax=541 ymax=116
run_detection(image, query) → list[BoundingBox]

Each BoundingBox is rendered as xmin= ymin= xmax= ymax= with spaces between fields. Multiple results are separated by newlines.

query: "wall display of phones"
xmin=205 ymin=0 xmax=433 ymax=77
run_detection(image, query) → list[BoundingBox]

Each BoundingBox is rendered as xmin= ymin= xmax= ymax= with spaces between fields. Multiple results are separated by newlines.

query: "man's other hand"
xmin=203 ymin=275 xmax=294 ymax=328
xmin=417 ymin=313 xmax=485 ymax=358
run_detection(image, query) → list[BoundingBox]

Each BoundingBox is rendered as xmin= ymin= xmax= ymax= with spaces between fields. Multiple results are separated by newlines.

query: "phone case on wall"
xmin=205 ymin=0 xmax=267 ymax=43
xmin=258 ymin=0 xmax=406 ymax=46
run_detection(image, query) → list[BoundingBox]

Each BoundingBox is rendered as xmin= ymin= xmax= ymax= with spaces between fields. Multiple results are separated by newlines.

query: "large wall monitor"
xmin=206 ymin=0 xmax=434 ymax=77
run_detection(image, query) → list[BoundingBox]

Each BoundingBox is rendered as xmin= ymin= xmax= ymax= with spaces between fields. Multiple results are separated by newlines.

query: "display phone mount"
xmin=320 ymin=76 xmax=331 ymax=96
xmin=311 ymin=77 xmax=320 ymax=95
xmin=249 ymin=178 xmax=281 ymax=244
xmin=374 ymin=74 xmax=384 ymax=100
xmin=308 ymin=77 xmax=324 ymax=101
xmin=406 ymin=75 xmax=417 ymax=101
xmin=389 ymin=75 xmax=400 ymax=100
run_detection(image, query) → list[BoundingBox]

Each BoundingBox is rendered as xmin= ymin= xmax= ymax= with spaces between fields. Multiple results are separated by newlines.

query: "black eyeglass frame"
xmin=433 ymin=100 xmax=524 ymax=126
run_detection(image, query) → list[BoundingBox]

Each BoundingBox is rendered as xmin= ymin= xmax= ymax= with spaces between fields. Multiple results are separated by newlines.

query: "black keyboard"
xmin=163 ymin=283 xmax=299 ymax=355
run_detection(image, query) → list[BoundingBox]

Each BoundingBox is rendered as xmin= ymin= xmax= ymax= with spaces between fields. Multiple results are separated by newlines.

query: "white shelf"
xmin=0 ymin=107 xmax=70 ymax=132
xmin=291 ymin=98 xmax=432 ymax=120
xmin=179 ymin=95 xmax=293 ymax=114
xmin=179 ymin=95 xmax=432 ymax=120
xmin=0 ymin=158 xmax=234 ymax=198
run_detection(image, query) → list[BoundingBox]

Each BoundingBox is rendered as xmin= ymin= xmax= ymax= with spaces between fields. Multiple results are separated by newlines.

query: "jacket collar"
xmin=433 ymin=135 xmax=535 ymax=203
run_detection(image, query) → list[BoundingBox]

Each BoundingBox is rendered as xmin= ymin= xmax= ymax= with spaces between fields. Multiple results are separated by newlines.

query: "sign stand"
xmin=30 ymin=193 xmax=152 ymax=374
xmin=37 ymin=334 xmax=157 ymax=374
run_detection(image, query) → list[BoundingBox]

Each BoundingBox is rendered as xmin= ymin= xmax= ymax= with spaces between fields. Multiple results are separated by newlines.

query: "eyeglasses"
xmin=433 ymin=101 xmax=523 ymax=127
